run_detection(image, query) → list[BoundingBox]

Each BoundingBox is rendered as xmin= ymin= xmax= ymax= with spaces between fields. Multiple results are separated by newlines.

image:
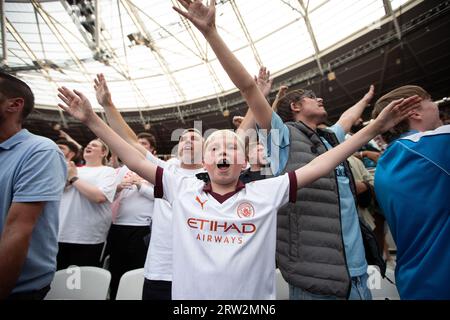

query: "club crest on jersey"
xmin=237 ymin=202 xmax=255 ymax=218
xmin=195 ymin=196 xmax=208 ymax=210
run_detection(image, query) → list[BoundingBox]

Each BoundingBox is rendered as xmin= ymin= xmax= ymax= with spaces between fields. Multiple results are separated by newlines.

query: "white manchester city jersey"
xmin=155 ymin=167 xmax=297 ymax=299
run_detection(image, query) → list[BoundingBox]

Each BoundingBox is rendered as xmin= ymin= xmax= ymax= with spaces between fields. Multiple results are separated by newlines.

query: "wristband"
xmin=69 ymin=176 xmax=79 ymax=185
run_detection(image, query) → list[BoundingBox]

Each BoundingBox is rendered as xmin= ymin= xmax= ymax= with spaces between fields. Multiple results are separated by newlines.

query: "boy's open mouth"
xmin=217 ymin=159 xmax=230 ymax=169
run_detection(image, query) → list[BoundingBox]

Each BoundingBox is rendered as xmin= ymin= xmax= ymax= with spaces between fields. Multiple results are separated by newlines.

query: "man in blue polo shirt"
xmin=0 ymin=72 xmax=66 ymax=299
xmin=372 ymin=85 xmax=449 ymax=299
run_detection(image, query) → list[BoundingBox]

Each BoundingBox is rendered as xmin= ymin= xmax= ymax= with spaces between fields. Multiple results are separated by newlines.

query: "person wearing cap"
xmin=372 ymin=85 xmax=449 ymax=299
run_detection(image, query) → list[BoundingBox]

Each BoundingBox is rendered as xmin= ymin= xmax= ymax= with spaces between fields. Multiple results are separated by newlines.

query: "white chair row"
xmin=45 ymin=266 xmax=111 ymax=300
xmin=45 ymin=265 xmax=397 ymax=300
xmin=45 ymin=266 xmax=144 ymax=300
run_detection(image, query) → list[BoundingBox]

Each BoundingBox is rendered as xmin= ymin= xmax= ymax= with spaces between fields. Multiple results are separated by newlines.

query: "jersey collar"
xmin=203 ymin=180 xmax=245 ymax=204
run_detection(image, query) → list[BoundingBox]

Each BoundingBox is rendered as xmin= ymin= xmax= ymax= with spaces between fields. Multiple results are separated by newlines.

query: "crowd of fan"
xmin=1 ymin=0 xmax=448 ymax=301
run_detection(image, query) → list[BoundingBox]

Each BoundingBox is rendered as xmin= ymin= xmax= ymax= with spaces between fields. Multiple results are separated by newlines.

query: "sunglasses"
xmin=299 ymin=90 xmax=317 ymax=100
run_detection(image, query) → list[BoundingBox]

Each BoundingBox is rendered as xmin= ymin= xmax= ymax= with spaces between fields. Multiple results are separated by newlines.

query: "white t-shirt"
xmin=113 ymin=166 xmax=154 ymax=226
xmin=156 ymin=167 xmax=296 ymax=300
xmin=58 ymin=165 xmax=117 ymax=244
xmin=143 ymin=152 xmax=205 ymax=282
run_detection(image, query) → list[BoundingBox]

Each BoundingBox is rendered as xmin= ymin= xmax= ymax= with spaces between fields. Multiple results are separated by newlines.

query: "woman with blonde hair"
xmin=57 ymin=138 xmax=117 ymax=269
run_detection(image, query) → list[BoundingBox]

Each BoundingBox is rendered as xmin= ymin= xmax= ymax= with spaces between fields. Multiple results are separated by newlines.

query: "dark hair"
xmin=0 ymin=71 xmax=35 ymax=120
xmin=137 ymin=132 xmax=157 ymax=151
xmin=178 ymin=128 xmax=202 ymax=141
xmin=372 ymin=85 xmax=430 ymax=143
xmin=55 ymin=139 xmax=80 ymax=154
xmin=275 ymin=89 xmax=316 ymax=122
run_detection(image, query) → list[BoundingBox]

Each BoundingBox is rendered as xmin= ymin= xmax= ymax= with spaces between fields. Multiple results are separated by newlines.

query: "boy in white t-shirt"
xmin=93 ymin=73 xmax=206 ymax=300
xmin=57 ymin=83 xmax=417 ymax=298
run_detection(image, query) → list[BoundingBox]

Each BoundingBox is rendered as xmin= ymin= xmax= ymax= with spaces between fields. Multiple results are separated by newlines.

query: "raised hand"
xmin=362 ymin=85 xmax=375 ymax=105
xmin=373 ymin=95 xmax=422 ymax=133
xmin=254 ymin=66 xmax=273 ymax=98
xmin=94 ymin=73 xmax=113 ymax=107
xmin=277 ymin=85 xmax=288 ymax=99
xmin=57 ymin=87 xmax=96 ymax=123
xmin=173 ymin=0 xmax=216 ymax=35
xmin=232 ymin=115 xmax=244 ymax=129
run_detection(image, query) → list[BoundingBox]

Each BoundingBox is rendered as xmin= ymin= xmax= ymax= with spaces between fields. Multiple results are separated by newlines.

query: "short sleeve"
xmin=327 ymin=123 xmax=346 ymax=143
xmin=257 ymin=112 xmax=290 ymax=176
xmin=13 ymin=149 xmax=67 ymax=203
xmin=153 ymin=167 xmax=185 ymax=205
xmin=139 ymin=183 xmax=155 ymax=200
xmin=97 ymin=167 xmax=118 ymax=203
xmin=146 ymin=151 xmax=167 ymax=168
xmin=248 ymin=172 xmax=297 ymax=208
xmin=114 ymin=166 xmax=129 ymax=184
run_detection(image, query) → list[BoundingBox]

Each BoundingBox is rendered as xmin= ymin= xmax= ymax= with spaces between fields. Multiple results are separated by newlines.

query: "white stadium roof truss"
xmin=1 ymin=0 xmax=414 ymax=122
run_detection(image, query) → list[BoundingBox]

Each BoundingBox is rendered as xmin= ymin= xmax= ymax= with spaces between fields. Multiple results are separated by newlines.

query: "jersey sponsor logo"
xmin=195 ymin=233 xmax=243 ymax=245
xmin=195 ymin=195 xmax=208 ymax=210
xmin=187 ymin=218 xmax=256 ymax=234
xmin=237 ymin=202 xmax=255 ymax=218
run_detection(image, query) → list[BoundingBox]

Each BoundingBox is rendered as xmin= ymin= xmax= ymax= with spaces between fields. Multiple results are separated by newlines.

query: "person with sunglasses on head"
xmin=259 ymin=88 xmax=378 ymax=300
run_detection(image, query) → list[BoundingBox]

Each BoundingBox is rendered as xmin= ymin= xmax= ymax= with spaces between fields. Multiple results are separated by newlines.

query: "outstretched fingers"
xmin=58 ymin=103 xmax=70 ymax=114
xmin=398 ymin=96 xmax=421 ymax=115
xmin=172 ymin=5 xmax=190 ymax=20
xmin=73 ymin=89 xmax=86 ymax=100
xmin=57 ymin=93 xmax=70 ymax=106
xmin=177 ymin=0 xmax=192 ymax=10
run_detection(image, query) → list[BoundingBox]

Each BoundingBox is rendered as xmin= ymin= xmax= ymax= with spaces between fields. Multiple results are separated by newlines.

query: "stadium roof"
xmin=2 ymin=0 xmax=411 ymax=115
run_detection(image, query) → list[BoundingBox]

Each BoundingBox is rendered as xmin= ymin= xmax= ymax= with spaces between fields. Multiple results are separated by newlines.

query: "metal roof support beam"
xmin=94 ymin=0 xmax=100 ymax=49
xmin=59 ymin=0 xmax=97 ymax=51
xmin=297 ymin=0 xmax=324 ymax=75
xmin=120 ymin=0 xmax=186 ymax=121
xmin=1 ymin=0 xmax=7 ymax=66
xmin=30 ymin=0 xmax=91 ymax=82
xmin=5 ymin=18 xmax=68 ymax=128
xmin=229 ymin=0 xmax=263 ymax=67
xmin=171 ymin=0 xmax=225 ymax=107
xmin=383 ymin=0 xmax=402 ymax=41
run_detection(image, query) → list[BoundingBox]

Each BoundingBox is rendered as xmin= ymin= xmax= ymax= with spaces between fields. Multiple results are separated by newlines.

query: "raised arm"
xmin=237 ymin=66 xmax=273 ymax=135
xmin=272 ymin=85 xmax=288 ymax=112
xmin=57 ymin=87 xmax=157 ymax=185
xmin=295 ymin=95 xmax=421 ymax=189
xmin=58 ymin=129 xmax=82 ymax=151
xmin=336 ymin=85 xmax=375 ymax=133
xmin=94 ymin=74 xmax=147 ymax=156
xmin=173 ymin=0 xmax=273 ymax=129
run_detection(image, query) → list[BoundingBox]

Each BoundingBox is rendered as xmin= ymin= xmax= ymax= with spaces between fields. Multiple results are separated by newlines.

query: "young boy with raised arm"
xmin=57 ymin=81 xmax=417 ymax=299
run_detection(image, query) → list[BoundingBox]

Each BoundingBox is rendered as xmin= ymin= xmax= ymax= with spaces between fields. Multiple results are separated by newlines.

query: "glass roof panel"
xmin=2 ymin=0 xmax=417 ymax=111
xmin=309 ymin=0 xmax=386 ymax=51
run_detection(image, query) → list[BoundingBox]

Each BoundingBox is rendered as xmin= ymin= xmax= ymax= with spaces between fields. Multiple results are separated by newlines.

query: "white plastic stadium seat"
xmin=45 ymin=266 xmax=111 ymax=300
xmin=115 ymin=268 xmax=145 ymax=300
xmin=276 ymin=268 xmax=289 ymax=300
xmin=367 ymin=265 xmax=400 ymax=300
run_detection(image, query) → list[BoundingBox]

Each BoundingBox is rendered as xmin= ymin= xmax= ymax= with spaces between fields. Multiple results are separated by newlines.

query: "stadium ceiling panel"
xmin=1 ymin=0 xmax=412 ymax=111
